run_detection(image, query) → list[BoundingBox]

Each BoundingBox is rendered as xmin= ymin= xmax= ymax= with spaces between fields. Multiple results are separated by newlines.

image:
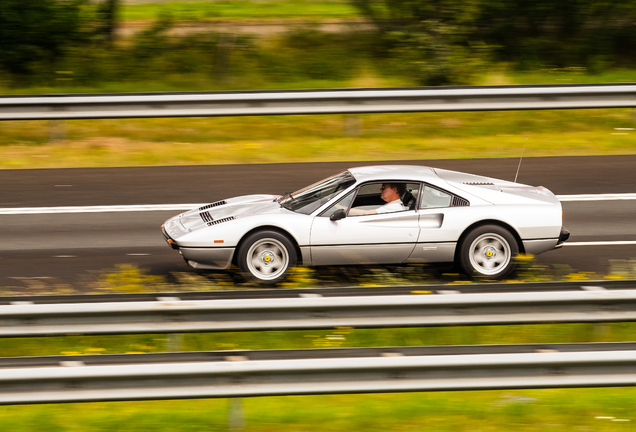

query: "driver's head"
xmin=380 ymin=183 xmax=406 ymax=202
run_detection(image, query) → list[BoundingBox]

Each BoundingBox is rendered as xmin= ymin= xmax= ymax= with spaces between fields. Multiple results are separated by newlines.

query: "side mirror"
xmin=330 ymin=209 xmax=346 ymax=221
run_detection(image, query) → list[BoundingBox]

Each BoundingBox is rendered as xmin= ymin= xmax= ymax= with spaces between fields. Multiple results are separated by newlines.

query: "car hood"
xmin=164 ymin=194 xmax=280 ymax=238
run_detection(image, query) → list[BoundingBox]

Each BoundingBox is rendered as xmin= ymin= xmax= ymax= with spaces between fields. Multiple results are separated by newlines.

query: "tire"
xmin=237 ymin=230 xmax=297 ymax=284
xmin=459 ymin=224 xmax=519 ymax=279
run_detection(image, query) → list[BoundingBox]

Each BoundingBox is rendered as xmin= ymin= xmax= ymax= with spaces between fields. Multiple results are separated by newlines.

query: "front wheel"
xmin=459 ymin=225 xmax=519 ymax=279
xmin=237 ymin=230 xmax=297 ymax=284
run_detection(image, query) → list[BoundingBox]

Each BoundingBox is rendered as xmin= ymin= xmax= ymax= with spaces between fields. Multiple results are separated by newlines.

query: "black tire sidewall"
xmin=459 ymin=225 xmax=519 ymax=279
xmin=237 ymin=230 xmax=297 ymax=284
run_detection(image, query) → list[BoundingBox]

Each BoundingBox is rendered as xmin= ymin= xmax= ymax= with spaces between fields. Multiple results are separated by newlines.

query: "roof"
xmin=347 ymin=165 xmax=437 ymax=182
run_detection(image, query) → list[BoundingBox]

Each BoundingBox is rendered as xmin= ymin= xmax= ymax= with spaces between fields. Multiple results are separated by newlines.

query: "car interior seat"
xmin=401 ymin=190 xmax=416 ymax=210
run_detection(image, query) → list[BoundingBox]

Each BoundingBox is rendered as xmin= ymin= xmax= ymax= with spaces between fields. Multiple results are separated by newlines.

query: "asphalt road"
xmin=1 ymin=155 xmax=635 ymax=291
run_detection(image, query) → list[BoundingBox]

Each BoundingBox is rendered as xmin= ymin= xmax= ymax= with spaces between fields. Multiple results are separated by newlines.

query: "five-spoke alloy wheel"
xmin=237 ymin=230 xmax=297 ymax=284
xmin=459 ymin=225 xmax=519 ymax=279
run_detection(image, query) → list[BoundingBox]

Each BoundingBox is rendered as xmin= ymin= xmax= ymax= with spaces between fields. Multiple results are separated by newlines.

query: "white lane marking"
xmin=557 ymin=193 xmax=636 ymax=201
xmin=53 ymin=255 xmax=76 ymax=258
xmin=127 ymin=253 xmax=150 ymax=256
xmin=565 ymin=241 xmax=636 ymax=246
xmin=0 ymin=193 xmax=635 ymax=215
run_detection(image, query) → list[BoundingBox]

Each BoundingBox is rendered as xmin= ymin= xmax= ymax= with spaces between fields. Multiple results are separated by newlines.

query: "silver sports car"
xmin=162 ymin=165 xmax=569 ymax=283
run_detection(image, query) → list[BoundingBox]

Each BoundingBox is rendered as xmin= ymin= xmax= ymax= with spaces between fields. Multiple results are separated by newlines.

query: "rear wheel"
xmin=459 ymin=225 xmax=518 ymax=279
xmin=237 ymin=230 xmax=297 ymax=284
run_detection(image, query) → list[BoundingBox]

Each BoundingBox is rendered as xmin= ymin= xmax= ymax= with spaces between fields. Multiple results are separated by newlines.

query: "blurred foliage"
xmin=2 ymin=255 xmax=625 ymax=296
xmin=1 ymin=0 xmax=634 ymax=89
xmin=351 ymin=0 xmax=490 ymax=85
xmin=0 ymin=0 xmax=89 ymax=76
xmin=477 ymin=0 xmax=636 ymax=71
xmin=607 ymin=259 xmax=636 ymax=279
xmin=0 ymin=20 xmax=373 ymax=89
xmin=351 ymin=0 xmax=636 ymax=79
xmin=280 ymin=267 xmax=321 ymax=288
xmin=99 ymin=264 xmax=171 ymax=293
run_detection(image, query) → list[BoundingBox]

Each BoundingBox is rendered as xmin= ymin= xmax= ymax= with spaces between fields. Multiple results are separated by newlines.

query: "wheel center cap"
xmin=261 ymin=252 xmax=275 ymax=265
xmin=483 ymin=247 xmax=496 ymax=260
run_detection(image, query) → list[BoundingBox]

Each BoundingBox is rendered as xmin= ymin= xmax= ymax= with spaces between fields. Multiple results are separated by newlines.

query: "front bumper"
xmin=161 ymin=225 xmax=179 ymax=249
xmin=162 ymin=225 xmax=234 ymax=270
xmin=180 ymin=247 xmax=235 ymax=270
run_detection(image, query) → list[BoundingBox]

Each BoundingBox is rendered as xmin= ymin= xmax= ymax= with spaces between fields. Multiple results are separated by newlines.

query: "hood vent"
xmin=462 ymin=182 xmax=494 ymax=186
xmin=199 ymin=200 xmax=227 ymax=211
xmin=200 ymin=211 xmax=236 ymax=226
xmin=451 ymin=196 xmax=470 ymax=207
xmin=200 ymin=211 xmax=214 ymax=223
xmin=206 ymin=216 xmax=236 ymax=226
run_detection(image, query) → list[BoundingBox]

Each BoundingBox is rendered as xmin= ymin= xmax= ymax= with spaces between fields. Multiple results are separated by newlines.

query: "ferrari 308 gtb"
xmin=162 ymin=165 xmax=569 ymax=283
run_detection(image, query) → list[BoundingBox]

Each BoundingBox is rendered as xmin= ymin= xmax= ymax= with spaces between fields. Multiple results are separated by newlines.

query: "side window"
xmin=319 ymin=190 xmax=356 ymax=218
xmin=420 ymin=185 xmax=452 ymax=209
xmin=348 ymin=182 xmax=418 ymax=216
xmin=350 ymin=183 xmax=385 ymax=214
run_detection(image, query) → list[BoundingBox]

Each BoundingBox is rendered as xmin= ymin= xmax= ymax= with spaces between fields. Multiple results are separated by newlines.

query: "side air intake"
xmin=451 ymin=196 xmax=470 ymax=207
xmin=199 ymin=200 xmax=227 ymax=211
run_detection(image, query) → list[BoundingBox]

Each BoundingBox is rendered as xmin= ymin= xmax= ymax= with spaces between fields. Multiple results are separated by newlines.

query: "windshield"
xmin=279 ymin=171 xmax=356 ymax=215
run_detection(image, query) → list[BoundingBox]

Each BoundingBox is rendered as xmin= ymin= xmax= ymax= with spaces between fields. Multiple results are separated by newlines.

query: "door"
xmin=310 ymin=182 xmax=420 ymax=265
xmin=408 ymin=183 xmax=462 ymax=263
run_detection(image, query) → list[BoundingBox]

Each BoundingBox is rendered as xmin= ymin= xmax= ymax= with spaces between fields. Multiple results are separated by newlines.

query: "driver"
xmin=349 ymin=183 xmax=407 ymax=215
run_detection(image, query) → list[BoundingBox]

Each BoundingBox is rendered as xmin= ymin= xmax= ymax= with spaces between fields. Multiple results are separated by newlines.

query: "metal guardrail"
xmin=1 ymin=83 xmax=635 ymax=121
xmin=2 ymin=286 xmax=636 ymax=337
xmin=1 ymin=343 xmax=635 ymax=404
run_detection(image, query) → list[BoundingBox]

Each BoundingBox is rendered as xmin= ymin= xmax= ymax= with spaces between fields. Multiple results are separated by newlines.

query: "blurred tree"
xmin=478 ymin=0 xmax=636 ymax=70
xmin=349 ymin=0 xmax=490 ymax=85
xmin=95 ymin=0 xmax=119 ymax=43
xmin=351 ymin=0 xmax=636 ymax=75
xmin=0 ymin=0 xmax=88 ymax=75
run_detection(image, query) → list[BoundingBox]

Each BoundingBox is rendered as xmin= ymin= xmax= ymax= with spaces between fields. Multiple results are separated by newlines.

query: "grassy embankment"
xmin=1 ymin=389 xmax=634 ymax=431
xmin=1 ymin=106 xmax=634 ymax=169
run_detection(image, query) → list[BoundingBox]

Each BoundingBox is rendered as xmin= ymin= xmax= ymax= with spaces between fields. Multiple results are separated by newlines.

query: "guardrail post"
xmin=228 ymin=398 xmax=245 ymax=430
xmin=166 ymin=333 xmax=183 ymax=352
xmin=48 ymin=120 xmax=66 ymax=142
xmin=594 ymin=323 xmax=609 ymax=338
xmin=344 ymin=114 xmax=361 ymax=136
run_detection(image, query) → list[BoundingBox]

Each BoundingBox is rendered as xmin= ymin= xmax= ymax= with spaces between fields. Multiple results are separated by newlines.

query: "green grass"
xmin=120 ymin=0 xmax=360 ymax=22
xmin=4 ymin=68 xmax=634 ymax=96
xmin=1 ymin=108 xmax=634 ymax=169
xmin=1 ymin=389 xmax=635 ymax=431
xmin=503 ymin=68 xmax=636 ymax=85
xmin=1 ymin=323 xmax=634 ymax=357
